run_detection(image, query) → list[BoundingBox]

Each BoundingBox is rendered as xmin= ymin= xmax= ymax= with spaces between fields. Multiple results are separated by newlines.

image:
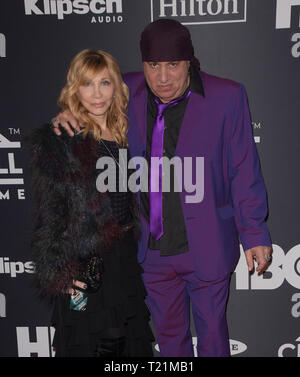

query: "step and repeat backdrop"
xmin=0 ymin=0 xmax=299 ymax=357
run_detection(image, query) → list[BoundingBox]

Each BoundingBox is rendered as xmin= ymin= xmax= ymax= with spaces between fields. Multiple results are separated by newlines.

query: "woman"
xmin=30 ymin=49 xmax=153 ymax=357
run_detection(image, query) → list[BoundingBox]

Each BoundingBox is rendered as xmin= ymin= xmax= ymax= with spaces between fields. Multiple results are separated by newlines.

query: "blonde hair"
xmin=58 ymin=49 xmax=129 ymax=146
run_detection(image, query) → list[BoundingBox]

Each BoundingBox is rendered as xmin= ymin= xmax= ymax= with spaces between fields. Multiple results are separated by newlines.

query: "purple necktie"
xmin=149 ymin=90 xmax=191 ymax=240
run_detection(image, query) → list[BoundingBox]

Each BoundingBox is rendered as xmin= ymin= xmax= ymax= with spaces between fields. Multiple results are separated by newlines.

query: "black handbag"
xmin=78 ymin=255 xmax=104 ymax=294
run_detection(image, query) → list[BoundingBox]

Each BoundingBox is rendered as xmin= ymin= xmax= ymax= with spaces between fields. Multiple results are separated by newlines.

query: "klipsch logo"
xmin=24 ymin=0 xmax=124 ymax=24
xmin=275 ymin=0 xmax=300 ymax=58
xmin=0 ymin=257 xmax=35 ymax=278
xmin=0 ymin=33 xmax=6 ymax=58
xmin=150 ymin=0 xmax=247 ymax=25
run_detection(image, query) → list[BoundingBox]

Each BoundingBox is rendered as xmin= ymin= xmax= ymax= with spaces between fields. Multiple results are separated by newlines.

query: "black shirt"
xmin=140 ymin=65 xmax=205 ymax=255
xmin=98 ymin=139 xmax=133 ymax=227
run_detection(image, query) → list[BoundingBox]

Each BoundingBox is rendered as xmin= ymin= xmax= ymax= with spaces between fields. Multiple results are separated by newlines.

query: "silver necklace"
xmin=100 ymin=138 xmax=127 ymax=190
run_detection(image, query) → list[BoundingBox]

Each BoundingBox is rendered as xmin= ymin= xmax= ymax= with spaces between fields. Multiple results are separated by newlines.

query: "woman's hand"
xmin=68 ymin=280 xmax=87 ymax=295
xmin=51 ymin=109 xmax=80 ymax=136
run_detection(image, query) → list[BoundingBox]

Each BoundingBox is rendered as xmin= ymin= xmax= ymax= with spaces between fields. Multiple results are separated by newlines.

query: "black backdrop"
xmin=1 ymin=0 xmax=300 ymax=357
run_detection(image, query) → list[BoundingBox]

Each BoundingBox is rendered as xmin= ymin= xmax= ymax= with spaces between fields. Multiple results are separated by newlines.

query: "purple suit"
xmin=123 ymin=70 xmax=271 ymax=356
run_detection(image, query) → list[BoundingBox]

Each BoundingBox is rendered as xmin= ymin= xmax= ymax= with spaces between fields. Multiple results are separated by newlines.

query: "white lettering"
xmin=0 ymin=190 xmax=10 ymax=200
xmin=291 ymin=293 xmax=300 ymax=318
xmin=278 ymin=343 xmax=296 ymax=357
xmin=250 ymin=244 xmax=285 ymax=290
xmin=17 ymin=327 xmax=55 ymax=357
xmin=73 ymin=0 xmax=90 ymax=14
xmin=283 ymin=244 xmax=300 ymax=288
xmin=0 ymin=258 xmax=34 ymax=277
xmin=0 ymin=154 xmax=20 ymax=174
xmin=189 ymin=0 xmax=195 ymax=16
xmin=162 ymin=156 xmax=183 ymax=193
xmin=196 ymin=0 xmax=207 ymax=15
xmin=157 ymin=0 xmax=242 ymax=18
xmin=180 ymin=0 xmax=187 ymax=16
xmin=96 ymin=156 xmax=116 ymax=192
xmin=159 ymin=0 xmax=178 ymax=17
xmin=24 ymin=261 xmax=35 ymax=273
xmin=278 ymin=337 xmax=300 ymax=357
xmin=234 ymin=244 xmax=300 ymax=290
xmin=56 ymin=0 xmax=73 ymax=20
xmin=0 ymin=134 xmax=21 ymax=148
xmin=207 ymin=0 xmax=222 ymax=16
xmin=184 ymin=157 xmax=204 ymax=203
xmin=90 ymin=0 xmax=106 ymax=14
xmin=223 ymin=0 xmax=238 ymax=14
xmin=18 ymin=189 xmax=26 ymax=199
xmin=10 ymin=262 xmax=25 ymax=278
xmin=106 ymin=0 xmax=122 ymax=13
xmin=276 ymin=0 xmax=300 ymax=29
xmin=0 ymin=33 xmax=6 ymax=58
xmin=0 ymin=293 xmax=6 ymax=318
xmin=50 ymin=0 xmax=57 ymax=14
xmin=128 ymin=157 xmax=148 ymax=193
xmin=291 ymin=32 xmax=300 ymax=57
xmin=24 ymin=0 xmax=123 ymax=19
xmin=234 ymin=245 xmax=250 ymax=289
xmin=8 ymin=153 xmax=23 ymax=174
xmin=90 ymin=15 xmax=123 ymax=23
xmin=0 ymin=153 xmax=24 ymax=185
xmin=24 ymin=0 xmax=44 ymax=15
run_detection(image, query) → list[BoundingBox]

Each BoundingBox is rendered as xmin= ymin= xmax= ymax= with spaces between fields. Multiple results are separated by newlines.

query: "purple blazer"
xmin=123 ymin=70 xmax=271 ymax=281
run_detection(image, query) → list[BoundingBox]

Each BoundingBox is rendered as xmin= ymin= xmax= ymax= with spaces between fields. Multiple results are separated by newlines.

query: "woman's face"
xmin=77 ymin=67 xmax=115 ymax=121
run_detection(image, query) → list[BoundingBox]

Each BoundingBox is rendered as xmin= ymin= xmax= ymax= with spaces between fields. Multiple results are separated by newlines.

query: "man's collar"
xmin=189 ymin=64 xmax=205 ymax=97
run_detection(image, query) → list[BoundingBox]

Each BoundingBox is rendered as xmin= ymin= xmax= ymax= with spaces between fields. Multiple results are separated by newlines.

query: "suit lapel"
xmin=175 ymin=92 xmax=203 ymax=158
xmin=131 ymin=82 xmax=148 ymax=151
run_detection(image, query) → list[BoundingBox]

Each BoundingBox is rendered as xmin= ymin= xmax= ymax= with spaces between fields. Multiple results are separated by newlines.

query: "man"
xmin=53 ymin=19 xmax=272 ymax=357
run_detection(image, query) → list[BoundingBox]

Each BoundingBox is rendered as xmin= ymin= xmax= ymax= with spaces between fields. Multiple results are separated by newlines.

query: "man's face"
xmin=143 ymin=61 xmax=190 ymax=103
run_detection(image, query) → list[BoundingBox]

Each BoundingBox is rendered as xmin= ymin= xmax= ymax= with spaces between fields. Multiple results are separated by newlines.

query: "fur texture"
xmin=29 ymin=125 xmax=139 ymax=296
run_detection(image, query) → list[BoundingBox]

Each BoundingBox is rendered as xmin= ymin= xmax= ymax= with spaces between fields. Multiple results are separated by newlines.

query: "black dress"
xmin=51 ymin=140 xmax=154 ymax=357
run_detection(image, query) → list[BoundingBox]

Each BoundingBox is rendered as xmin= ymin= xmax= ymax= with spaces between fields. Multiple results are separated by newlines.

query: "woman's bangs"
xmin=79 ymin=59 xmax=107 ymax=85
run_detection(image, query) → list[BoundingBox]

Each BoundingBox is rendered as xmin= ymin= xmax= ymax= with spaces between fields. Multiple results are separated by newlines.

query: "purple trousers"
xmin=142 ymin=249 xmax=231 ymax=357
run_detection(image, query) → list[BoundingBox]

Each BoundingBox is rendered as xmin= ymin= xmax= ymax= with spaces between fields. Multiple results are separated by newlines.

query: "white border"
xmin=150 ymin=0 xmax=247 ymax=25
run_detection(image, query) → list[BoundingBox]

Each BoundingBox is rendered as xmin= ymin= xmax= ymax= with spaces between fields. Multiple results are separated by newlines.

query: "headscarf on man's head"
xmin=140 ymin=19 xmax=200 ymax=70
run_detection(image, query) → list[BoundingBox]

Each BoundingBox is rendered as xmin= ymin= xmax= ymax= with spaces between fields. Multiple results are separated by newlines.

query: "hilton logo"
xmin=150 ymin=0 xmax=247 ymax=25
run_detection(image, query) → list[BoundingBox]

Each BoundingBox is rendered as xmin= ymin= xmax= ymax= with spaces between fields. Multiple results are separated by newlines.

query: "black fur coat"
xmin=30 ymin=125 xmax=139 ymax=296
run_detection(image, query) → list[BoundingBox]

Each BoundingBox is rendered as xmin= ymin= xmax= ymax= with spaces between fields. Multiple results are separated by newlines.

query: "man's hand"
xmin=245 ymin=245 xmax=272 ymax=275
xmin=52 ymin=109 xmax=80 ymax=136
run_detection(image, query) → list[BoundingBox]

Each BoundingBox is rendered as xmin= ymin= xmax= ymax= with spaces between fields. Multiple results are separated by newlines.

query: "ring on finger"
xmin=51 ymin=117 xmax=58 ymax=127
xmin=264 ymin=254 xmax=272 ymax=263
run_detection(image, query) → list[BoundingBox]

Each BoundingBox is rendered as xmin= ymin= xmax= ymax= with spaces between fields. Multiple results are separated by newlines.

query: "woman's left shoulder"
xmin=29 ymin=123 xmax=73 ymax=175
